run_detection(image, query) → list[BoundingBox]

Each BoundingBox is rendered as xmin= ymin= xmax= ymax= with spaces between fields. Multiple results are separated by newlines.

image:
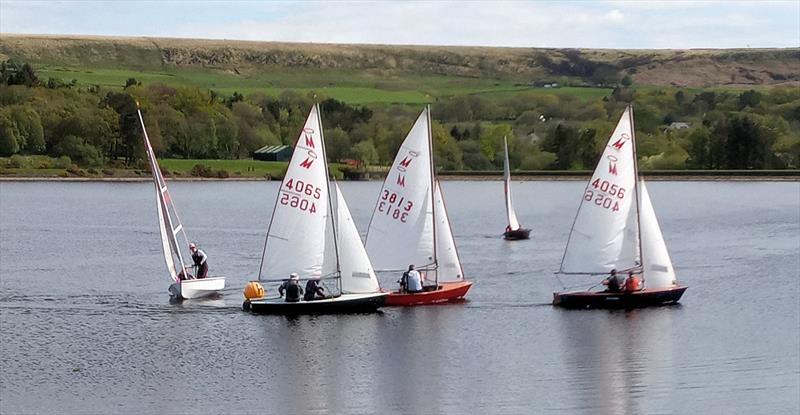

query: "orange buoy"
xmin=243 ymin=281 xmax=265 ymax=299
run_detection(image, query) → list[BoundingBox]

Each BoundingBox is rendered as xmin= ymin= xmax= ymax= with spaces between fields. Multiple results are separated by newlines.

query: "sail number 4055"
xmin=378 ymin=189 xmax=413 ymax=223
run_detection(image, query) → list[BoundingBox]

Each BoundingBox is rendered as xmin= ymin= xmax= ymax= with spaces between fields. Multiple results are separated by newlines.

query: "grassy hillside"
xmin=1 ymin=34 xmax=797 ymax=105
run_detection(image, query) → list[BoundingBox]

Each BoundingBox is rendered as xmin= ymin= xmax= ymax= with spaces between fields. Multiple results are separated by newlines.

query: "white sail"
xmin=560 ymin=106 xmax=640 ymax=274
xmin=137 ymin=107 xmax=190 ymax=282
xmin=333 ymin=183 xmax=381 ymax=293
xmin=260 ymin=106 xmax=334 ymax=280
xmin=639 ymin=181 xmax=677 ymax=288
xmin=433 ymin=181 xmax=464 ymax=283
xmin=365 ymin=108 xmax=435 ymax=271
xmin=503 ymin=136 xmax=521 ymax=231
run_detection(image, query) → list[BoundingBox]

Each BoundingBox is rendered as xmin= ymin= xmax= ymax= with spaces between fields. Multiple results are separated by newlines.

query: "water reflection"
xmin=556 ymin=307 xmax=681 ymax=415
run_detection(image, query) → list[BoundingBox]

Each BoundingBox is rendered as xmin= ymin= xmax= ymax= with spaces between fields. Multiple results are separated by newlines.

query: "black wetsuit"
xmin=191 ymin=249 xmax=208 ymax=279
xmin=279 ymin=280 xmax=303 ymax=302
xmin=304 ymin=280 xmax=325 ymax=301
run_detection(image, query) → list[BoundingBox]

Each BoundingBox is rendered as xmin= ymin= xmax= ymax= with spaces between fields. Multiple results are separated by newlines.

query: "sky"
xmin=1 ymin=0 xmax=798 ymax=49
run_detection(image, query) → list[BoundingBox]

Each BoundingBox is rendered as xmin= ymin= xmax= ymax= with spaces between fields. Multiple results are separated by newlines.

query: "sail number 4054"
xmin=378 ymin=189 xmax=413 ymax=223
xmin=584 ymin=179 xmax=626 ymax=212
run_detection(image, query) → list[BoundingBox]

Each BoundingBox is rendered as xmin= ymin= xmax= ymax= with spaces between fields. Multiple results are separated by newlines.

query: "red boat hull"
xmin=385 ymin=280 xmax=473 ymax=306
xmin=552 ymin=285 xmax=687 ymax=309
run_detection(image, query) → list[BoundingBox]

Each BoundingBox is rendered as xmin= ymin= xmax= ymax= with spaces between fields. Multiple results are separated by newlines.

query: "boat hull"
xmin=552 ymin=285 xmax=687 ymax=309
xmin=244 ymin=292 xmax=388 ymax=315
xmin=169 ymin=277 xmax=226 ymax=300
xmin=503 ymin=228 xmax=531 ymax=240
xmin=385 ymin=280 xmax=473 ymax=306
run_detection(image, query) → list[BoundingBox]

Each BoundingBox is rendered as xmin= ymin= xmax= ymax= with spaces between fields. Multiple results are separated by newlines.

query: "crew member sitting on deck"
xmin=624 ymin=271 xmax=641 ymax=292
xmin=304 ymin=275 xmax=326 ymax=301
xmin=402 ymin=264 xmax=423 ymax=294
xmin=602 ymin=269 xmax=623 ymax=293
xmin=279 ymin=273 xmax=304 ymax=302
xmin=189 ymin=242 xmax=208 ymax=279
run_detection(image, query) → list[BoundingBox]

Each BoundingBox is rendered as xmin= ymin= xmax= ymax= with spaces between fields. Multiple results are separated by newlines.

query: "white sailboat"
xmin=502 ymin=136 xmax=531 ymax=240
xmin=552 ymin=105 xmax=687 ymax=308
xmin=243 ymin=104 xmax=387 ymax=314
xmin=135 ymin=104 xmax=225 ymax=300
xmin=365 ymin=106 xmax=472 ymax=306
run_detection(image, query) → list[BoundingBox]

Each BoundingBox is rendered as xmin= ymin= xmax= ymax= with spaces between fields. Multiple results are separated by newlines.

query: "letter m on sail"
xmin=396 ymin=174 xmax=405 ymax=187
xmin=611 ymin=138 xmax=626 ymax=151
xmin=300 ymin=158 xmax=314 ymax=169
xmin=608 ymin=162 xmax=618 ymax=176
xmin=398 ymin=157 xmax=413 ymax=169
xmin=304 ymin=133 xmax=315 ymax=149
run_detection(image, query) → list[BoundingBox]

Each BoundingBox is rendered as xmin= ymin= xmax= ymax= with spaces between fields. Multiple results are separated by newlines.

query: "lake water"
xmin=1 ymin=180 xmax=798 ymax=414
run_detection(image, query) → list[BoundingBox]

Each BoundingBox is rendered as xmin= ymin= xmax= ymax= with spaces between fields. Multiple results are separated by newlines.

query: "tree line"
xmin=1 ymin=60 xmax=798 ymax=171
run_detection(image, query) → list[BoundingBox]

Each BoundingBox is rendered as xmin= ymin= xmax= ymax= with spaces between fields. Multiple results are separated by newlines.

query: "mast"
xmin=629 ymin=105 xmax=645 ymax=285
xmin=318 ymin=103 xmax=341 ymax=293
xmin=426 ymin=105 xmax=438 ymax=285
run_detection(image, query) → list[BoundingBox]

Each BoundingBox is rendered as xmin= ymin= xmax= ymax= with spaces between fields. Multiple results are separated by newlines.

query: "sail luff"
xmin=629 ymin=105 xmax=645 ymax=278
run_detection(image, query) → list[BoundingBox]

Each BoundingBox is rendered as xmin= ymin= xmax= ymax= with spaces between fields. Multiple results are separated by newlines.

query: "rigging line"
xmin=426 ymin=105 xmax=439 ymax=285
xmin=629 ymin=105 xmax=646 ymax=286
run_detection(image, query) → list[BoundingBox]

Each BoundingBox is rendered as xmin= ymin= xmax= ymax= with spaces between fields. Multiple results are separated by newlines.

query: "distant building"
xmin=253 ymin=145 xmax=293 ymax=161
xmin=530 ymin=80 xmax=559 ymax=88
xmin=665 ymin=122 xmax=691 ymax=132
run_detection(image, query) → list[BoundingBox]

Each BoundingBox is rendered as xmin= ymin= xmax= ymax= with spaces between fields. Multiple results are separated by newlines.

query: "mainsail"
xmin=503 ymin=136 xmax=521 ymax=231
xmin=559 ymin=106 xmax=640 ymax=275
xmin=136 ymin=105 xmax=190 ymax=282
xmin=259 ymin=105 xmax=337 ymax=281
xmin=365 ymin=108 xmax=436 ymax=271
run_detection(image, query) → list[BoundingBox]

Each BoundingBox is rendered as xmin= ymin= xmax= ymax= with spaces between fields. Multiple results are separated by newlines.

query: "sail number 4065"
xmin=280 ymin=178 xmax=320 ymax=214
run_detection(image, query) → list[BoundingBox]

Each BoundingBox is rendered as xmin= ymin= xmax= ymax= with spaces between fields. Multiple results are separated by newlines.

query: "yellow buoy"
xmin=243 ymin=281 xmax=265 ymax=299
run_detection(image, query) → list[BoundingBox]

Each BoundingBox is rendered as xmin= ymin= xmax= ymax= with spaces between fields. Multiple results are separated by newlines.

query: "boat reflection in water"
xmin=556 ymin=307 xmax=680 ymax=415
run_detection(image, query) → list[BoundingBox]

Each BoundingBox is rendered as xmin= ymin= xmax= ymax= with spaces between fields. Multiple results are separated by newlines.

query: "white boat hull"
xmin=169 ymin=277 xmax=226 ymax=299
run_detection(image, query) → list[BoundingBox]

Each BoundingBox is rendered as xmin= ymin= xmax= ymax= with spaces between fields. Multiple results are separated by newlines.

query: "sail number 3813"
xmin=378 ymin=189 xmax=413 ymax=223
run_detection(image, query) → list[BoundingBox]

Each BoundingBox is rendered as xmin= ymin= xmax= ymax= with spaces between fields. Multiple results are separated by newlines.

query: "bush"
xmin=216 ymin=169 xmax=230 ymax=178
xmin=8 ymin=154 xmax=31 ymax=168
xmin=102 ymin=169 xmax=114 ymax=176
xmin=53 ymin=156 xmax=72 ymax=169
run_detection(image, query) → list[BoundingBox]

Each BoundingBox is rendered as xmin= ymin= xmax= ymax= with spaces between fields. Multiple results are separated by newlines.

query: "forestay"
xmin=503 ymin=136 xmax=521 ymax=231
xmin=259 ymin=105 xmax=336 ymax=280
xmin=366 ymin=108 xmax=435 ymax=271
xmin=333 ymin=183 xmax=381 ymax=293
xmin=137 ymin=106 xmax=190 ymax=283
xmin=433 ymin=181 xmax=464 ymax=283
xmin=639 ymin=181 xmax=676 ymax=288
xmin=559 ymin=106 xmax=640 ymax=274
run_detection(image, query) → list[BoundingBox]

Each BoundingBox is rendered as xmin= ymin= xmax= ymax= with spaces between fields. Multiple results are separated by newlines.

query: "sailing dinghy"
xmin=552 ymin=106 xmax=687 ymax=309
xmin=136 ymin=104 xmax=225 ymax=300
xmin=243 ymin=105 xmax=387 ymax=314
xmin=365 ymin=106 xmax=472 ymax=306
xmin=502 ymin=136 xmax=531 ymax=240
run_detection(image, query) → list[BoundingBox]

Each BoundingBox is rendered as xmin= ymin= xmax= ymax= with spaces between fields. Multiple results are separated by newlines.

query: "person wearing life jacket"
xmin=624 ymin=271 xmax=641 ymax=292
xmin=602 ymin=269 xmax=623 ymax=293
xmin=189 ymin=242 xmax=209 ymax=279
xmin=279 ymin=273 xmax=304 ymax=302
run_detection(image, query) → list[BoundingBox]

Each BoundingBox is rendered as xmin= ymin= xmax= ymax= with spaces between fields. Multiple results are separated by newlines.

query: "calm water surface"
xmin=1 ymin=180 xmax=798 ymax=414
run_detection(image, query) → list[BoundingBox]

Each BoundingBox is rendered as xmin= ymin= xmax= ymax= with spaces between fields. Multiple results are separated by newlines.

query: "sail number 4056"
xmin=378 ymin=189 xmax=413 ymax=223
xmin=584 ymin=179 xmax=626 ymax=212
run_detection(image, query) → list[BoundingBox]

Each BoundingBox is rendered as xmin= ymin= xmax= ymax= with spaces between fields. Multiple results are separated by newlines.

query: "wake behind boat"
xmin=136 ymin=104 xmax=225 ymax=300
xmin=243 ymin=104 xmax=387 ymax=314
xmin=365 ymin=106 xmax=472 ymax=306
xmin=502 ymin=136 xmax=531 ymax=240
xmin=552 ymin=106 xmax=687 ymax=309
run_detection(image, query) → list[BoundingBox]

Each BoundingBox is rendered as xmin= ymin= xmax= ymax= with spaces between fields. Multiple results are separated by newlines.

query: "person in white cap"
xmin=188 ymin=242 xmax=209 ymax=279
xmin=279 ymin=273 xmax=304 ymax=302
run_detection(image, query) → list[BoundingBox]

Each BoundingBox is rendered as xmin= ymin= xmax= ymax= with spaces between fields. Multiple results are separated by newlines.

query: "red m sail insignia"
xmin=305 ymin=133 xmax=315 ymax=149
xmin=398 ymin=157 xmax=412 ymax=169
xmin=396 ymin=174 xmax=405 ymax=187
xmin=608 ymin=162 xmax=618 ymax=175
xmin=611 ymin=138 xmax=626 ymax=151
xmin=300 ymin=157 xmax=314 ymax=169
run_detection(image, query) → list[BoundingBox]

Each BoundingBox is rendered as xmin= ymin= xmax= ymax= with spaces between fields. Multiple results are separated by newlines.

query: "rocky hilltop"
xmin=1 ymin=34 xmax=798 ymax=87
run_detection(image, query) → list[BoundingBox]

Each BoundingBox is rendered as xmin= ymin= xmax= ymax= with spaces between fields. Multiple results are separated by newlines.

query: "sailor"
xmin=189 ymin=242 xmax=209 ymax=279
xmin=602 ymin=269 xmax=623 ymax=293
xmin=402 ymin=264 xmax=423 ymax=294
xmin=304 ymin=275 xmax=326 ymax=301
xmin=624 ymin=271 xmax=641 ymax=292
xmin=279 ymin=273 xmax=304 ymax=302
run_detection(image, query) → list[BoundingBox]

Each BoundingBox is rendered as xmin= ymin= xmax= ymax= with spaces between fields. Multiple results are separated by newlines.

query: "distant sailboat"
xmin=136 ymin=103 xmax=225 ymax=300
xmin=365 ymin=106 xmax=472 ymax=306
xmin=243 ymin=104 xmax=387 ymax=314
xmin=502 ymin=136 xmax=531 ymax=240
xmin=552 ymin=106 xmax=687 ymax=309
